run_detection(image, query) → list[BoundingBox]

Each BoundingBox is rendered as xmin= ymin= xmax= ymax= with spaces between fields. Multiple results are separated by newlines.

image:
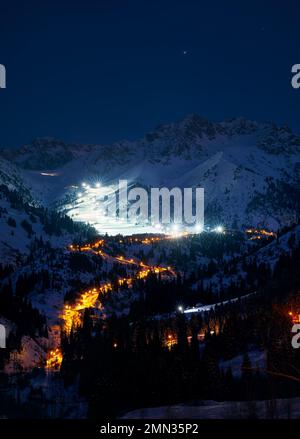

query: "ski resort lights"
xmin=68 ymin=181 xmax=276 ymax=240
xmin=214 ymin=225 xmax=224 ymax=233
xmin=67 ymin=179 xmax=204 ymax=236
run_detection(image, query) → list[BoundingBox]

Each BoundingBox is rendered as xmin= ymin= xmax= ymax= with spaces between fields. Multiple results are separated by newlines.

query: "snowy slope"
xmin=121 ymin=397 xmax=300 ymax=419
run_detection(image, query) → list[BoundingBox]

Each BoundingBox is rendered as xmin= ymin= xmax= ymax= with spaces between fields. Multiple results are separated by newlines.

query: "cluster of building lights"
xmin=245 ymin=228 xmax=277 ymax=240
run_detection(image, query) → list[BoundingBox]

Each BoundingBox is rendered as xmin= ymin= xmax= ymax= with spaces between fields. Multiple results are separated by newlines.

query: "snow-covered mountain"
xmin=1 ymin=115 xmax=300 ymax=419
xmin=1 ymin=114 xmax=300 ymax=233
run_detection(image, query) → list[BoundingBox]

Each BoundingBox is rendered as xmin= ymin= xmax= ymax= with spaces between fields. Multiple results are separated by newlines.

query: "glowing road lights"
xmin=177 ymin=305 xmax=184 ymax=313
xmin=245 ymin=228 xmax=276 ymax=239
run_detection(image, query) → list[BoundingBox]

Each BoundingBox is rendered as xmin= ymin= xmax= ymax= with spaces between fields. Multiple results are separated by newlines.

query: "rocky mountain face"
xmin=0 ymin=138 xmax=98 ymax=170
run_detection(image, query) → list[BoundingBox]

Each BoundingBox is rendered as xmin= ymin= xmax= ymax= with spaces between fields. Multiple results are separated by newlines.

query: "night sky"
xmin=1 ymin=0 xmax=300 ymax=148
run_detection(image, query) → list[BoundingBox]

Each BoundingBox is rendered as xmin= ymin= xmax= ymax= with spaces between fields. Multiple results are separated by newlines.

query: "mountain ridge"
xmin=0 ymin=114 xmax=300 ymax=233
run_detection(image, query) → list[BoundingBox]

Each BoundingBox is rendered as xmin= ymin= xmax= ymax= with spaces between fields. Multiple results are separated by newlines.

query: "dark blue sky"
xmin=1 ymin=0 xmax=300 ymax=148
